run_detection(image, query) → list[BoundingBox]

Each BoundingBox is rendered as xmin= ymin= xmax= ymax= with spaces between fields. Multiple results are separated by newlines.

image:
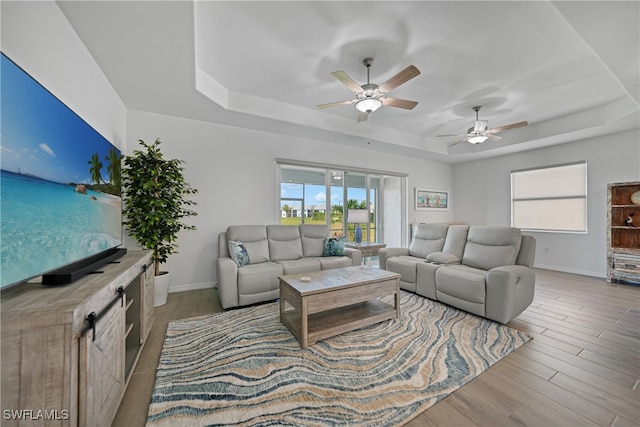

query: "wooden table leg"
xmin=300 ymin=298 xmax=308 ymax=348
xmin=394 ymin=279 xmax=400 ymax=319
xmin=279 ymin=290 xmax=285 ymax=321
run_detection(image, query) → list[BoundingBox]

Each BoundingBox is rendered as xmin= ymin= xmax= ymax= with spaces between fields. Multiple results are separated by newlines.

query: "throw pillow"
xmin=323 ymin=237 xmax=345 ymax=256
xmin=228 ymin=240 xmax=250 ymax=267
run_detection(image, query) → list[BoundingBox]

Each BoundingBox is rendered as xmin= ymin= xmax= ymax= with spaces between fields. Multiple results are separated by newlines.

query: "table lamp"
xmin=347 ymin=209 xmax=369 ymax=244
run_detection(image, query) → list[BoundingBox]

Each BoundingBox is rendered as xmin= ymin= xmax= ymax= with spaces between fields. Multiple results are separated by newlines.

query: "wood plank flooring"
xmin=112 ymin=269 xmax=640 ymax=427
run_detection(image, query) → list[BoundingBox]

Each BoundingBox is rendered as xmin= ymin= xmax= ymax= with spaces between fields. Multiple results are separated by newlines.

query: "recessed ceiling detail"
xmin=57 ymin=1 xmax=639 ymax=163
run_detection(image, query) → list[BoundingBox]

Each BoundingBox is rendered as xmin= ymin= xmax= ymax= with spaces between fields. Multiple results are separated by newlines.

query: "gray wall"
xmin=453 ymin=129 xmax=640 ymax=278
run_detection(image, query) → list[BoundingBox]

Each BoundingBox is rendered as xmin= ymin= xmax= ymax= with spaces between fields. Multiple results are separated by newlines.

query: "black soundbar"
xmin=42 ymin=247 xmax=128 ymax=285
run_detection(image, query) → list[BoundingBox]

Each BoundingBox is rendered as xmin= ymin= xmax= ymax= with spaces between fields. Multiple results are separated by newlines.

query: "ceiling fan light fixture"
xmin=468 ymin=135 xmax=488 ymax=144
xmin=355 ymin=98 xmax=382 ymax=113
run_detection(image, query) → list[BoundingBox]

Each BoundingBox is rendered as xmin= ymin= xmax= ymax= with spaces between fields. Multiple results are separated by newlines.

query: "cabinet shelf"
xmin=608 ymin=182 xmax=640 ymax=285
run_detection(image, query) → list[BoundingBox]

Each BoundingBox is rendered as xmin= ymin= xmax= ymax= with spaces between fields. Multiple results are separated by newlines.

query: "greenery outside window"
xmin=277 ymin=159 xmax=407 ymax=246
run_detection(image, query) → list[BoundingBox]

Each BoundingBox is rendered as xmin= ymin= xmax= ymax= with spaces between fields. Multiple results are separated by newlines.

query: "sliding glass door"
xmin=278 ymin=160 xmax=407 ymax=244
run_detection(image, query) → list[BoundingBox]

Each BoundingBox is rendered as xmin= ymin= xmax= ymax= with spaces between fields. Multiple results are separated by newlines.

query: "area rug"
xmin=146 ymin=291 xmax=531 ymax=426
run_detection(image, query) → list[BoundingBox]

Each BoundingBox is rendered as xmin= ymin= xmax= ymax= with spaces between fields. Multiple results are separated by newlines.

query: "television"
xmin=1 ymin=52 xmax=125 ymax=289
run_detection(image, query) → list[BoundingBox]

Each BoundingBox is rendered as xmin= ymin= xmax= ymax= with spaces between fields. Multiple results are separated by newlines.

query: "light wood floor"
xmin=112 ymin=269 xmax=640 ymax=427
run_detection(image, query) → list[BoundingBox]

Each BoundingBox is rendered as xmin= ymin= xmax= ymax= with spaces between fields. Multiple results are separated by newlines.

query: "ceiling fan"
xmin=437 ymin=106 xmax=528 ymax=145
xmin=317 ymin=57 xmax=420 ymax=122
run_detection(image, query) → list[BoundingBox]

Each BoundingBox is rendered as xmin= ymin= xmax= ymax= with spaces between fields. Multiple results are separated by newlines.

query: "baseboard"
xmin=169 ymin=281 xmax=215 ymax=293
xmin=533 ymin=263 xmax=605 ymax=279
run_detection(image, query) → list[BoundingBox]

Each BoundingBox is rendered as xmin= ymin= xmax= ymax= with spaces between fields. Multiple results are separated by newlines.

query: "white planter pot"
xmin=154 ymin=271 xmax=171 ymax=307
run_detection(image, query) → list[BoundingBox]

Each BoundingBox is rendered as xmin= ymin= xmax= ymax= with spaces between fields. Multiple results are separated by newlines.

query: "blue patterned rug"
xmin=147 ymin=291 xmax=531 ymax=426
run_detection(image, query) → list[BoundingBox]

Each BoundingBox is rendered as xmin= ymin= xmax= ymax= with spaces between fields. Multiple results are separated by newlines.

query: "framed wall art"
xmin=415 ymin=188 xmax=449 ymax=211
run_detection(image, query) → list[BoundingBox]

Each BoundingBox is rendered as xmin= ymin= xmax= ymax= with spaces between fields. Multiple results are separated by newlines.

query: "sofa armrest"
xmin=217 ymin=257 xmax=239 ymax=309
xmin=426 ymin=251 xmax=461 ymax=265
xmin=344 ymin=247 xmax=362 ymax=266
xmin=378 ymin=247 xmax=410 ymax=270
xmin=486 ymin=265 xmax=536 ymax=324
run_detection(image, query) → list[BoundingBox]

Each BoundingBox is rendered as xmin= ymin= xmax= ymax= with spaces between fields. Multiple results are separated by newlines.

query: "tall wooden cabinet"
xmin=607 ymin=182 xmax=640 ymax=284
xmin=1 ymin=251 xmax=154 ymax=427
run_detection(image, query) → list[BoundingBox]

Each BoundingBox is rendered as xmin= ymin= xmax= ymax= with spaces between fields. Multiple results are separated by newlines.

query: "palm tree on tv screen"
xmin=88 ymin=153 xmax=103 ymax=185
xmin=105 ymin=148 xmax=121 ymax=196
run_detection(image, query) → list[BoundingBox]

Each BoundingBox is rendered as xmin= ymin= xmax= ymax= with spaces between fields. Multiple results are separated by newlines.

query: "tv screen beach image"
xmin=0 ymin=54 xmax=122 ymax=288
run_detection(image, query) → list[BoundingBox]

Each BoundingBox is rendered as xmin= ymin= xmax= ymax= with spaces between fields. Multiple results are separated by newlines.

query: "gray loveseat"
xmin=217 ymin=224 xmax=362 ymax=309
xmin=379 ymin=224 xmax=536 ymax=323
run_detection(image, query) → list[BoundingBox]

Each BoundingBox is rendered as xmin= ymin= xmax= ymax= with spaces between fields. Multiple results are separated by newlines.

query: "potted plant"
xmin=121 ymin=138 xmax=198 ymax=306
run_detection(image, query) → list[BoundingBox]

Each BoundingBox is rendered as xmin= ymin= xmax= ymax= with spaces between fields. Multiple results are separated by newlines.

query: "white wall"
xmin=453 ymin=129 xmax=640 ymax=278
xmin=127 ymin=110 xmax=454 ymax=291
xmin=1 ymin=1 xmax=127 ymax=150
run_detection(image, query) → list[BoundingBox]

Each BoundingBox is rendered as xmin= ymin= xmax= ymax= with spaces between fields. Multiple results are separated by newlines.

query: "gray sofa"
xmin=379 ymin=224 xmax=536 ymax=323
xmin=217 ymin=224 xmax=362 ymax=309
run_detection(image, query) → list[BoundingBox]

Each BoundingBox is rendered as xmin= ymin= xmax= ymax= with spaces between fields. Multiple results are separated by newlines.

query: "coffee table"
xmin=279 ymin=266 xmax=401 ymax=348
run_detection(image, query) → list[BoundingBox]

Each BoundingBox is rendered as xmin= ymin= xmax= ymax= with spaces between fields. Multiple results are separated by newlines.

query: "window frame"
xmin=277 ymin=158 xmax=408 ymax=244
xmin=510 ymin=161 xmax=588 ymax=234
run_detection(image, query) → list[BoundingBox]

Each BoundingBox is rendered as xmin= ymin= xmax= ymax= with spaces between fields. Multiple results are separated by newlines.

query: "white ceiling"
xmin=57 ymin=1 xmax=639 ymax=164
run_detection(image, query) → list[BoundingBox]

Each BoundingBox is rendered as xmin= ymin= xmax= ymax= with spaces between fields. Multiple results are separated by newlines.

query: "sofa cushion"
xmin=237 ymin=262 xmax=283 ymax=294
xmin=462 ymin=226 xmax=522 ymax=271
xmin=300 ymin=224 xmax=330 ymax=257
xmin=227 ymin=225 xmax=270 ymax=264
xmin=324 ymin=237 xmax=345 ymax=256
xmin=435 ymin=264 xmax=487 ymax=311
xmin=436 ymin=265 xmax=487 ymax=302
xmin=267 ymin=225 xmax=303 ymax=261
xmin=386 ymin=255 xmax=424 ymax=283
xmin=409 ymin=223 xmax=449 ymax=258
xmin=435 ymin=265 xmax=486 ymax=317
xmin=441 ymin=225 xmax=470 ymax=259
xmin=276 ymin=258 xmax=321 ymax=275
xmin=228 ymin=240 xmax=250 ymax=267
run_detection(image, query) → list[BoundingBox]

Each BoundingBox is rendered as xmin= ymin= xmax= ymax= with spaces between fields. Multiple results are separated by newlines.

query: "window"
xmin=511 ymin=161 xmax=587 ymax=233
xmin=277 ymin=159 xmax=407 ymax=246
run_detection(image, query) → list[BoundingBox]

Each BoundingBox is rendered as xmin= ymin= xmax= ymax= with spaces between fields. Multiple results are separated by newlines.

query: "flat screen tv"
xmin=1 ymin=52 xmax=125 ymax=289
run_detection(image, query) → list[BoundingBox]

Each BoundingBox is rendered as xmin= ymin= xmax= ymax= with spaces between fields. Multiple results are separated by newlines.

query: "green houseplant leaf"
xmin=121 ymin=138 xmax=198 ymax=275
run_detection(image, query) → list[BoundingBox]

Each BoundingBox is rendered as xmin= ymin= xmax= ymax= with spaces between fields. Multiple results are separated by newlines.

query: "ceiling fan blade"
xmin=447 ymin=140 xmax=467 ymax=147
xmin=331 ymin=70 xmax=363 ymax=93
xmin=357 ymin=111 xmax=369 ymax=122
xmin=378 ymin=65 xmax=420 ymax=94
xmin=317 ymin=100 xmax=354 ymax=109
xmin=437 ymin=133 xmax=466 ymax=138
xmin=381 ymin=97 xmax=418 ymax=110
xmin=489 ymin=121 xmax=528 ymax=133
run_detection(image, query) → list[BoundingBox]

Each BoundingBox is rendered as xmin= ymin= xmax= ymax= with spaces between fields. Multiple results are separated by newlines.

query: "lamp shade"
xmin=347 ymin=209 xmax=369 ymax=224
xmin=355 ymin=98 xmax=382 ymax=113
